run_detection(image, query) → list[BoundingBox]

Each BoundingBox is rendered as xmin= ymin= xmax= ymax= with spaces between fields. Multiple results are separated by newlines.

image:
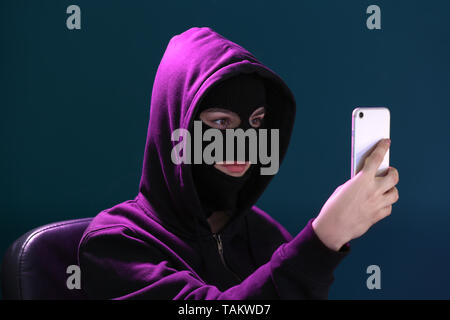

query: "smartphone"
xmin=351 ymin=107 xmax=390 ymax=178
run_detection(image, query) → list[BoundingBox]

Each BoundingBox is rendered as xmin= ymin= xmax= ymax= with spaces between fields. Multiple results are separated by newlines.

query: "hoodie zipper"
xmin=212 ymin=233 xmax=243 ymax=282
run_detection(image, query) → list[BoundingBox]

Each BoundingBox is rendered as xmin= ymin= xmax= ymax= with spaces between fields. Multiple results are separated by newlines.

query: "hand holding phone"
xmin=312 ymin=139 xmax=399 ymax=251
xmin=311 ymin=107 xmax=398 ymax=252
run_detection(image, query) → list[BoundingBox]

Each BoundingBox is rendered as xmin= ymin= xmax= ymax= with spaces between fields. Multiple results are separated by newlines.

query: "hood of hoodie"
xmin=136 ymin=27 xmax=296 ymax=238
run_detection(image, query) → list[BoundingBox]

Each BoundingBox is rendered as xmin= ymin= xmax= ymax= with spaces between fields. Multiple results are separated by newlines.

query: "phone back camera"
xmin=359 ymin=112 xmax=364 ymax=118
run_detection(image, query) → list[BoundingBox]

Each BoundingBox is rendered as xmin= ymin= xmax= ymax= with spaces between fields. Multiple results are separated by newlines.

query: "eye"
xmin=249 ymin=116 xmax=265 ymax=128
xmin=213 ymin=118 xmax=230 ymax=129
xmin=250 ymin=118 xmax=261 ymax=127
xmin=199 ymin=109 xmax=241 ymax=129
xmin=249 ymin=107 xmax=266 ymax=128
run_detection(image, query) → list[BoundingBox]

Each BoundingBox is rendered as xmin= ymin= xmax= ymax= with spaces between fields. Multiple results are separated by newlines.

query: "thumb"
xmin=362 ymin=138 xmax=390 ymax=175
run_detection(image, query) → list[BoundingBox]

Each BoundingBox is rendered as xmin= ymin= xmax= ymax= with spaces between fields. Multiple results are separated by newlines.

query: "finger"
xmin=376 ymin=167 xmax=399 ymax=194
xmin=331 ymin=184 xmax=344 ymax=197
xmin=382 ymin=186 xmax=399 ymax=207
xmin=362 ymin=139 xmax=390 ymax=175
xmin=372 ymin=205 xmax=392 ymax=224
xmin=378 ymin=205 xmax=393 ymax=220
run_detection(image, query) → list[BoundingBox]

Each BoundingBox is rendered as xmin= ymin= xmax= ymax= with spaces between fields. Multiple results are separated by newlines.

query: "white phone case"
xmin=351 ymin=107 xmax=390 ymax=178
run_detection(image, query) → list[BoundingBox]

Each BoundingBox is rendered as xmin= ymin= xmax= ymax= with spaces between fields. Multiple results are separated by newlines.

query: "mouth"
xmin=216 ymin=161 xmax=250 ymax=174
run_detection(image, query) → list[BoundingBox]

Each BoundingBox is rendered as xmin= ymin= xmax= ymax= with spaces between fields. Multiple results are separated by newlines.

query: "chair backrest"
xmin=1 ymin=218 xmax=92 ymax=300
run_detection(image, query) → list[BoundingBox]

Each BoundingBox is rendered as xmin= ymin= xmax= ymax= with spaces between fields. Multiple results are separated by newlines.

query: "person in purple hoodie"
xmin=77 ymin=27 xmax=399 ymax=299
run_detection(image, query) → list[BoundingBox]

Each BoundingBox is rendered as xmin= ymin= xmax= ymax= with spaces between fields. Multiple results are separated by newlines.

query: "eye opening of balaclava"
xmin=191 ymin=72 xmax=268 ymax=219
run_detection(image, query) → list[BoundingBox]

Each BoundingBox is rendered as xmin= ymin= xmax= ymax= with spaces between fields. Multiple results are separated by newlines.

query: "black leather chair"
xmin=1 ymin=217 xmax=92 ymax=300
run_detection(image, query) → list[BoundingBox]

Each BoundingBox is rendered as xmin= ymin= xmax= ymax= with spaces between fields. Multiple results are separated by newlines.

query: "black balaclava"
xmin=191 ymin=73 xmax=267 ymax=218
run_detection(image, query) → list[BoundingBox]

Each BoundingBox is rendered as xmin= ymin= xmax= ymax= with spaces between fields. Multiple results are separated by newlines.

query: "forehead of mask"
xmin=196 ymin=73 xmax=267 ymax=130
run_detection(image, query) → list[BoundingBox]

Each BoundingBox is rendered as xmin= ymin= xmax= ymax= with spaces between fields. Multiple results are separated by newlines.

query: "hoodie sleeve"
xmin=78 ymin=219 xmax=349 ymax=300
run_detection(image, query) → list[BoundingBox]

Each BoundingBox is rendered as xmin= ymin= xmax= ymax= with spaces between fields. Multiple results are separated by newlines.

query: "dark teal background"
xmin=1 ymin=0 xmax=449 ymax=299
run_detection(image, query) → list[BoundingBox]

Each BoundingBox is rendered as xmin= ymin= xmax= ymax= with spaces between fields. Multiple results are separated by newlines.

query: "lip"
xmin=218 ymin=162 xmax=250 ymax=173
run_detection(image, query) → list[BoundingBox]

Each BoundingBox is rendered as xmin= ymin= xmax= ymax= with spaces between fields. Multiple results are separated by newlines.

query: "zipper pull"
xmin=213 ymin=234 xmax=223 ymax=254
xmin=212 ymin=233 xmax=243 ymax=282
xmin=216 ymin=234 xmax=223 ymax=254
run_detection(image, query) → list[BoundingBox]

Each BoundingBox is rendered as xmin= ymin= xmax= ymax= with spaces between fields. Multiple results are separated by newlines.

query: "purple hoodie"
xmin=77 ymin=26 xmax=350 ymax=300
